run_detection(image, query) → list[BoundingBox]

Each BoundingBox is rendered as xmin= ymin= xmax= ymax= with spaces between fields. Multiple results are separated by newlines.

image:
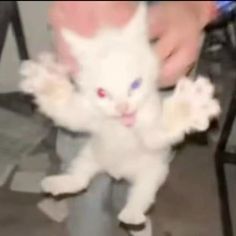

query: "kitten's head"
xmin=62 ymin=2 xmax=160 ymax=126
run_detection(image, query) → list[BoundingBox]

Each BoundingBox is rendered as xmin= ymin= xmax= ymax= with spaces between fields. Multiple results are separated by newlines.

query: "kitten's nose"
xmin=116 ymin=103 xmax=129 ymax=114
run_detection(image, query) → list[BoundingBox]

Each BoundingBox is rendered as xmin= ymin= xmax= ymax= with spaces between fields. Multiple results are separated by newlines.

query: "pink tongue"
xmin=121 ymin=113 xmax=136 ymax=127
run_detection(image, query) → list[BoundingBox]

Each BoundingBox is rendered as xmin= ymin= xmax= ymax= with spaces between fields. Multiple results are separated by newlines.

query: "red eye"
xmin=97 ymin=88 xmax=106 ymax=98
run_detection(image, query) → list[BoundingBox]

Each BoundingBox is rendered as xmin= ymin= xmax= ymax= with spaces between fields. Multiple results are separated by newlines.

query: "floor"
xmin=0 ymin=29 xmax=236 ymax=236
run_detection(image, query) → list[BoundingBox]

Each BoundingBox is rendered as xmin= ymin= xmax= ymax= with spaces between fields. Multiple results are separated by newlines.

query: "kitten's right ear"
xmin=61 ymin=28 xmax=94 ymax=62
xmin=122 ymin=2 xmax=148 ymax=42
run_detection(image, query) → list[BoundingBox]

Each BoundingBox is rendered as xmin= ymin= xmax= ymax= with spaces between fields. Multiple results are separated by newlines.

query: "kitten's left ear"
xmin=122 ymin=2 xmax=148 ymax=42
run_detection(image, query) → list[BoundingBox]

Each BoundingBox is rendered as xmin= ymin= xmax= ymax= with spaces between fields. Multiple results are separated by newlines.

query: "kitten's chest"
xmin=92 ymin=122 xmax=143 ymax=178
xmin=97 ymin=121 xmax=140 ymax=152
xmin=93 ymin=121 xmax=145 ymax=168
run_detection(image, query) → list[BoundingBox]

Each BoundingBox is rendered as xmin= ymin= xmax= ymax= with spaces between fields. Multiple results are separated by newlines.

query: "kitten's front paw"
xmin=19 ymin=52 xmax=73 ymax=100
xmin=118 ymin=207 xmax=146 ymax=225
xmin=41 ymin=174 xmax=87 ymax=196
xmin=163 ymin=76 xmax=220 ymax=134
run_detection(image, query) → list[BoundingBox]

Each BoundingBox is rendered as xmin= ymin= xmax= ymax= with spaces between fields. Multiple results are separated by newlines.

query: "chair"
xmin=0 ymin=1 xmax=34 ymax=116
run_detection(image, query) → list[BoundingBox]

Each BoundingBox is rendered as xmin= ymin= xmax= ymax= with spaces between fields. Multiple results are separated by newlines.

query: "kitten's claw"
xmin=118 ymin=207 xmax=146 ymax=225
xmin=163 ymin=76 xmax=221 ymax=134
xmin=41 ymin=175 xmax=87 ymax=196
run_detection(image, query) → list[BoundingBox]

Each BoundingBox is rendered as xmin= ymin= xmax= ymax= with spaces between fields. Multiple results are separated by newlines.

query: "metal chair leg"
xmin=11 ymin=1 xmax=29 ymax=60
xmin=214 ymin=79 xmax=236 ymax=236
xmin=215 ymin=154 xmax=234 ymax=236
xmin=0 ymin=19 xmax=9 ymax=62
xmin=0 ymin=1 xmax=34 ymax=116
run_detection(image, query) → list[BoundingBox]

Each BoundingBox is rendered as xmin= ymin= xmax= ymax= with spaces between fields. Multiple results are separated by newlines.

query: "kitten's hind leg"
xmin=118 ymin=163 xmax=169 ymax=225
xmin=41 ymin=153 xmax=101 ymax=196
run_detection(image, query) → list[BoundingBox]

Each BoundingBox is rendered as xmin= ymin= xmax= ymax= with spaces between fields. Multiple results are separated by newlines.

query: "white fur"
xmin=19 ymin=2 xmax=220 ymax=226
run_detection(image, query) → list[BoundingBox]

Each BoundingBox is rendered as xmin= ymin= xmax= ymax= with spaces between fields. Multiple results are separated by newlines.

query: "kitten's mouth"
xmin=120 ymin=112 xmax=136 ymax=127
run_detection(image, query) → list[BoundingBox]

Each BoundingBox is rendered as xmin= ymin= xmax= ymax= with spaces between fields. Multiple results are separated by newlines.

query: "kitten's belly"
xmin=91 ymin=123 xmax=153 ymax=179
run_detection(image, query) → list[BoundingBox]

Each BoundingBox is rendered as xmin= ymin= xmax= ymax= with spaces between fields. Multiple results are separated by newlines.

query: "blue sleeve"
xmin=215 ymin=1 xmax=236 ymax=14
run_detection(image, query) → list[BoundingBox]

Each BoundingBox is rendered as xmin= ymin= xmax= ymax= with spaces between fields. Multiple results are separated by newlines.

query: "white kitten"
xmin=19 ymin=2 xmax=220 ymax=225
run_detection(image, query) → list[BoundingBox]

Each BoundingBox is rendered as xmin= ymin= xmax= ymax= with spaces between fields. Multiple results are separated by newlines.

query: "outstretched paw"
xmin=163 ymin=76 xmax=220 ymax=134
xmin=19 ymin=52 xmax=73 ymax=100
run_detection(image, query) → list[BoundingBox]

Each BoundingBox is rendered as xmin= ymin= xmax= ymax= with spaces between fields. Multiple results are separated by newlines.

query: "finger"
xmin=152 ymin=33 xmax=180 ymax=62
xmin=159 ymin=43 xmax=199 ymax=88
xmin=159 ymin=65 xmax=193 ymax=89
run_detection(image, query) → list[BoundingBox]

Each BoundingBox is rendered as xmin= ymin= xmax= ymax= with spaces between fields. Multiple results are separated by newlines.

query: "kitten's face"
xmin=83 ymin=44 xmax=158 ymax=126
xmin=62 ymin=3 xmax=160 ymax=126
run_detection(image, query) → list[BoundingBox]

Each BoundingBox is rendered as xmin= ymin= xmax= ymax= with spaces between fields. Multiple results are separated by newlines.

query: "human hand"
xmin=148 ymin=1 xmax=217 ymax=88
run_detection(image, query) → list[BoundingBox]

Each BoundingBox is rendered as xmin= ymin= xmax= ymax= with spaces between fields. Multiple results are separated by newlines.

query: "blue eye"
xmin=131 ymin=78 xmax=142 ymax=90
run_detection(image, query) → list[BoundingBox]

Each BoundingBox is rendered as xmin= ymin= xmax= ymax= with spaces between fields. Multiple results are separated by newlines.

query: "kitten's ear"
xmin=122 ymin=2 xmax=148 ymax=41
xmin=61 ymin=28 xmax=94 ymax=62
